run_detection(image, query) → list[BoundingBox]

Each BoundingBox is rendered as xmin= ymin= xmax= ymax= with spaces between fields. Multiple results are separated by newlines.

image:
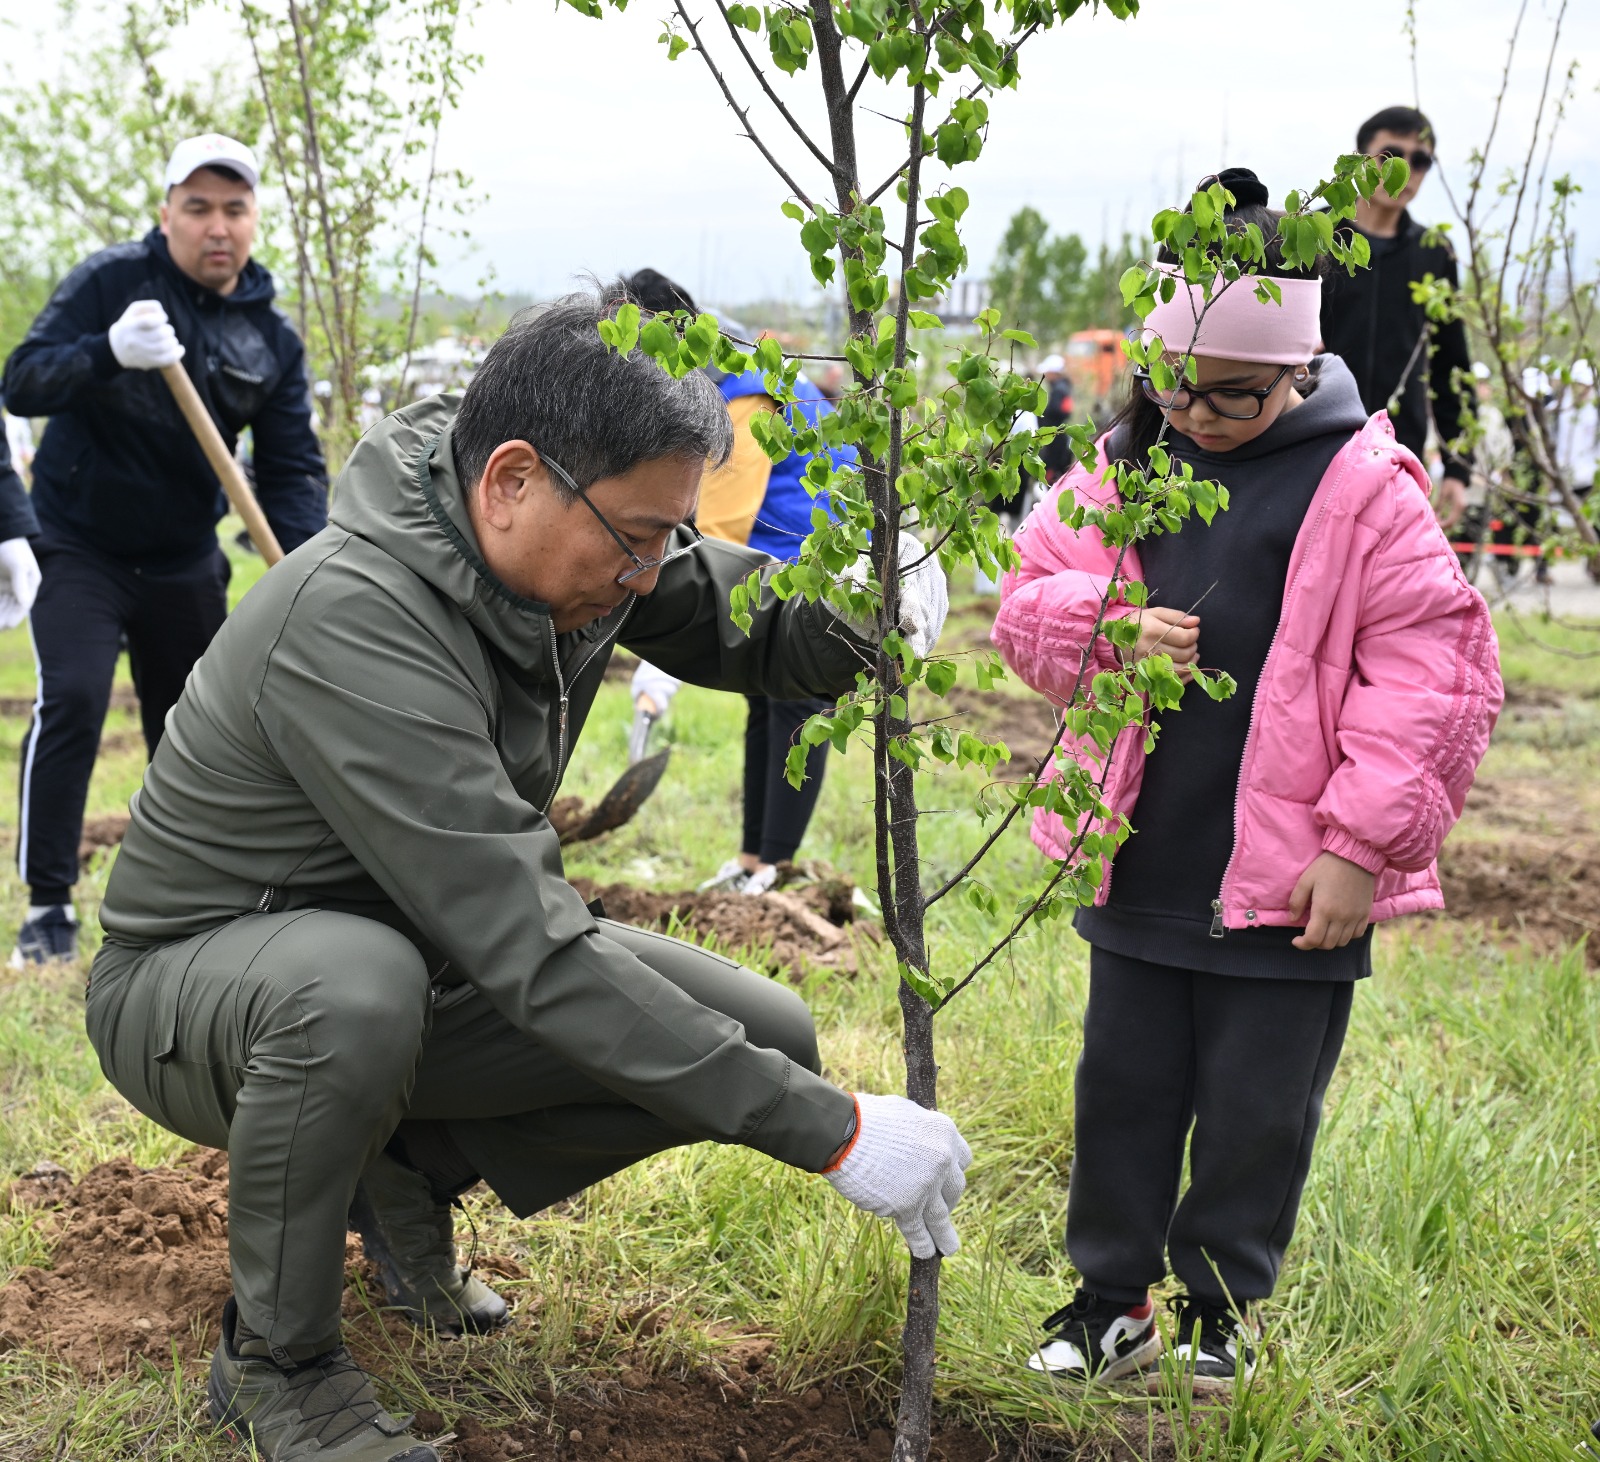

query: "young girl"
xmin=991 ymin=169 xmax=1502 ymax=1389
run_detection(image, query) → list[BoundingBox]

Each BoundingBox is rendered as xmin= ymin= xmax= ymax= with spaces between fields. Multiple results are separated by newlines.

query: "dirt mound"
xmin=0 ymin=1150 xmax=232 ymax=1371
xmin=79 ymin=811 xmax=131 ymax=862
xmin=937 ymin=686 xmax=1060 ymax=772
xmin=1437 ymin=835 xmax=1600 ymax=961
xmin=569 ymin=875 xmax=878 ymax=978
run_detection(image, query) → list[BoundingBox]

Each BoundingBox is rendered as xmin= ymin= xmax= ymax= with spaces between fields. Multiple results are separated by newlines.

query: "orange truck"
xmin=1064 ymin=328 xmax=1128 ymax=411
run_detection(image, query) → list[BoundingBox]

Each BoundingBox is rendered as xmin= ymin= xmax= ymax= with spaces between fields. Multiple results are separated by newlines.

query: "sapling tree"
xmin=1409 ymin=0 xmax=1598 ymax=588
xmin=575 ymin=0 xmax=1392 ymax=1452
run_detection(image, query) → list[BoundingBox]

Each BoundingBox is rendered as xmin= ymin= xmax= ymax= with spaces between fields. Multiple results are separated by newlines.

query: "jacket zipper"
xmin=539 ymin=600 xmax=634 ymax=815
xmin=1210 ymin=448 xmax=1358 ymax=937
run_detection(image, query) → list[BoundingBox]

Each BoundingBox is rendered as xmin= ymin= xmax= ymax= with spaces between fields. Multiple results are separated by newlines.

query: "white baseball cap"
xmin=164 ymin=134 xmax=260 ymax=192
xmin=1038 ymin=352 xmax=1067 ymax=374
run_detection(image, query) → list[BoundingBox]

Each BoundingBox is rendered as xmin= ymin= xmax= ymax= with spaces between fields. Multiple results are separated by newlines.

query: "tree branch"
xmin=673 ymin=0 xmax=815 ymax=210
xmin=708 ymin=0 xmax=839 ymax=179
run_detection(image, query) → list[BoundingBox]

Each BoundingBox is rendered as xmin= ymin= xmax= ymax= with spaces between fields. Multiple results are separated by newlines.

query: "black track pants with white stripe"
xmin=17 ymin=535 xmax=229 ymax=903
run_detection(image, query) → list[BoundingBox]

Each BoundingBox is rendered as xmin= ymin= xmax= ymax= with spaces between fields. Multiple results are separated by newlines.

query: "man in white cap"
xmin=1 ymin=133 xmax=328 ymax=965
xmin=1036 ymin=351 xmax=1076 ymax=484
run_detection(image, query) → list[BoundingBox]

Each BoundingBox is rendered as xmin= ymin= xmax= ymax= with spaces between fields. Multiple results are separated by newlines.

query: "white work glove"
xmin=840 ymin=535 xmax=950 ymax=659
xmin=0 ymin=537 xmax=40 ymax=629
xmin=630 ymin=659 xmax=683 ymax=717
xmin=822 ymin=1092 xmax=972 ymax=1258
xmin=108 ymin=300 xmax=184 ymax=371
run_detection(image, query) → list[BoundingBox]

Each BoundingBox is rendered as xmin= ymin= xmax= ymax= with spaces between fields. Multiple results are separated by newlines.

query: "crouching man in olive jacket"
xmin=85 ymin=286 xmax=967 ymax=1462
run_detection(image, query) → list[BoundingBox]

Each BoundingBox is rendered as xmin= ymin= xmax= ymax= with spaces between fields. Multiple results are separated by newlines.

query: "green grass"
xmin=0 ymin=590 xmax=1597 ymax=1458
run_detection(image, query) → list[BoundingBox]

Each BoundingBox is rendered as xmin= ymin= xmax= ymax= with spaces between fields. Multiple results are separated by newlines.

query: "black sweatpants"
xmin=18 ymin=535 xmax=230 ymax=903
xmin=1067 ymin=946 xmax=1353 ymax=1307
xmin=742 ymin=695 xmax=830 ymax=866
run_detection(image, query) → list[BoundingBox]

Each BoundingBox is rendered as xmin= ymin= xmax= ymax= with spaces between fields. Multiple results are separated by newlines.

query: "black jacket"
xmin=2 ymin=230 xmax=327 ymax=568
xmin=1319 ymin=211 xmax=1474 ymax=480
xmin=0 ymin=405 xmax=40 ymax=542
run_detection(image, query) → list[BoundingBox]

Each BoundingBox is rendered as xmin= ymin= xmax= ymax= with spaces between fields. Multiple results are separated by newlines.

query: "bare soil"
xmin=0 ymin=1153 xmax=1179 ymax=1460
xmin=568 ymin=873 xmax=879 ymax=979
xmin=0 ymin=1150 xmax=233 ymax=1371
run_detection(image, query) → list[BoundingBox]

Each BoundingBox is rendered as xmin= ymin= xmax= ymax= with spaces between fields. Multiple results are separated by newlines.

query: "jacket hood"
xmin=328 ymin=395 xmax=627 ymax=674
xmin=145 ymin=227 xmax=277 ymax=308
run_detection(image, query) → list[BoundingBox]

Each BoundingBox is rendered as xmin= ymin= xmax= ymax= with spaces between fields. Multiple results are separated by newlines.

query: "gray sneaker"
xmin=349 ymin=1149 xmax=508 ymax=1336
xmin=208 ymin=1298 xmax=437 ymax=1461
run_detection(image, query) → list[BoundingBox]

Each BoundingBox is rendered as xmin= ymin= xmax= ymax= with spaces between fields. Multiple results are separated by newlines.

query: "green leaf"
xmin=907 ymin=309 xmax=943 ymax=330
xmin=1381 ymin=156 xmax=1410 ymax=200
xmin=924 ymin=659 xmax=958 ymax=696
xmin=1001 ymin=328 xmax=1037 ymax=347
xmin=780 ymin=200 xmax=805 ymax=222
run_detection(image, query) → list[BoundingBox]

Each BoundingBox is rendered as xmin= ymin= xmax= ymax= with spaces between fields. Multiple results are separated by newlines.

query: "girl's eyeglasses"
xmin=1135 ymin=363 xmax=1295 ymax=421
xmin=1373 ymin=144 xmax=1434 ymax=173
xmin=540 ymin=452 xmax=705 ymax=586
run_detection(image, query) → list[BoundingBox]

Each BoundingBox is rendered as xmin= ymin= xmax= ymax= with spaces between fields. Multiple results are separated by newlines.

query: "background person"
xmin=0 ymin=406 xmax=41 ymax=628
xmin=1037 ymin=351 xmax=1077 ymax=485
xmin=86 ymin=287 xmax=962 ymax=1462
xmin=622 ymin=269 xmax=859 ymax=896
xmin=1319 ymin=105 xmax=1474 ymax=531
xmin=991 ymin=171 xmax=1501 ymax=1391
xmin=1 ymin=133 xmax=328 ymax=966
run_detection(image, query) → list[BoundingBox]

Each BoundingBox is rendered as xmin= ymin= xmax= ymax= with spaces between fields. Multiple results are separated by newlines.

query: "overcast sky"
xmin=430 ymin=0 xmax=1599 ymax=307
xmin=2 ymin=0 xmax=1594 ymax=311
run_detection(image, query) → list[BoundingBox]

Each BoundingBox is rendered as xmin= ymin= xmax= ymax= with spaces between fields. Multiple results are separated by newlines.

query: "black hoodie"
xmin=1319 ymin=210 xmax=1474 ymax=481
xmin=0 ymin=405 xmax=39 ymax=542
xmin=2 ymin=229 xmax=327 ymax=569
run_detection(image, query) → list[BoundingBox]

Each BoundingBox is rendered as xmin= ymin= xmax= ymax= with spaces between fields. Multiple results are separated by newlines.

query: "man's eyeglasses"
xmin=1372 ymin=144 xmax=1433 ymax=174
xmin=540 ymin=452 xmax=704 ymax=587
xmin=1135 ymin=363 xmax=1295 ymax=421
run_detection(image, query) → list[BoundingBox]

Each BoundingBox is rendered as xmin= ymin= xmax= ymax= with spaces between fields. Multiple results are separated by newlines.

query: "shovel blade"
xmin=561 ymin=750 xmax=671 ymax=844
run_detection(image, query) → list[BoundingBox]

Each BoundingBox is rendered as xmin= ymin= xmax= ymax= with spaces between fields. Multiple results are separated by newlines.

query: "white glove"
xmin=840 ymin=535 xmax=950 ymax=659
xmin=630 ymin=659 xmax=683 ymax=717
xmin=0 ymin=537 xmax=40 ymax=629
xmin=823 ymin=1092 xmax=972 ymax=1258
xmin=108 ymin=300 xmax=184 ymax=371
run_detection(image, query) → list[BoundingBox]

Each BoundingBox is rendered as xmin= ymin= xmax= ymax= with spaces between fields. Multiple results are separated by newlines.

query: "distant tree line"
xmin=986 ymin=206 xmax=1145 ymax=347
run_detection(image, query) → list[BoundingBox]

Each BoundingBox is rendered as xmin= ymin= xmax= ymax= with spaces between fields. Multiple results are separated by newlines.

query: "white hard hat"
xmin=1571 ymin=359 xmax=1595 ymax=388
xmin=1471 ymin=361 xmax=1492 ymax=381
xmin=1038 ymin=352 xmax=1067 ymax=374
xmin=164 ymin=134 xmax=260 ymax=192
xmin=1522 ymin=366 xmax=1551 ymax=398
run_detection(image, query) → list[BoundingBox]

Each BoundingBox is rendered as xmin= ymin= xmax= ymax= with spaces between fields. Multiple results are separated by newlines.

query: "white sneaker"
xmin=698 ymin=858 xmax=750 ymax=893
xmin=741 ymin=864 xmax=779 ymax=896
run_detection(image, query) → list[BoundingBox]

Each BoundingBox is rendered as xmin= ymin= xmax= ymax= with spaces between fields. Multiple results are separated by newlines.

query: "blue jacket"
xmin=0 ymin=405 xmax=39 ymax=543
xmin=717 ymin=370 xmax=856 ymax=563
xmin=2 ymin=229 xmax=328 ymax=568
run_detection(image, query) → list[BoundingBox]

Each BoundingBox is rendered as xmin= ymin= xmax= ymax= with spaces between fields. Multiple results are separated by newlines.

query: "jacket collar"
xmin=144 ymin=227 xmax=277 ymax=309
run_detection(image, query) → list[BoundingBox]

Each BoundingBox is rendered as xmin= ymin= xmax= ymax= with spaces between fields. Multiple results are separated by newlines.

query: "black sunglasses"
xmin=540 ymin=453 xmax=705 ymax=587
xmin=1135 ymin=363 xmax=1296 ymax=421
xmin=1373 ymin=144 xmax=1433 ymax=174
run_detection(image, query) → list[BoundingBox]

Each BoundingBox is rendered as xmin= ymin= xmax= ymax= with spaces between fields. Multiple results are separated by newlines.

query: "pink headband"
xmin=1141 ymin=266 xmax=1322 ymax=365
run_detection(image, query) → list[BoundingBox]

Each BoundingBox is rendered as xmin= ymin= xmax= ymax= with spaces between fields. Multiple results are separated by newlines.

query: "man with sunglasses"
xmin=1319 ymin=105 xmax=1475 ymax=530
xmin=83 ymin=285 xmax=961 ymax=1462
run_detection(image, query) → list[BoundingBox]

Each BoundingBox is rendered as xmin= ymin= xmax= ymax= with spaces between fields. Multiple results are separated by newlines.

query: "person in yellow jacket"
xmin=624 ymin=270 xmax=857 ymax=894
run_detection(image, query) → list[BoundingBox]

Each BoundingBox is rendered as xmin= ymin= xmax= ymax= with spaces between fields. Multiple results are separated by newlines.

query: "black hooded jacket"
xmin=2 ymin=229 xmax=327 ymax=569
xmin=1319 ymin=210 xmax=1474 ymax=480
xmin=0 ymin=406 xmax=40 ymax=542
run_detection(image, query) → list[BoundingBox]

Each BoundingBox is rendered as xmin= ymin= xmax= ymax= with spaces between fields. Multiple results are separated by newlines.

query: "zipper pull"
xmin=558 ymin=696 xmax=569 ymax=742
xmin=1209 ymin=899 xmax=1225 ymax=939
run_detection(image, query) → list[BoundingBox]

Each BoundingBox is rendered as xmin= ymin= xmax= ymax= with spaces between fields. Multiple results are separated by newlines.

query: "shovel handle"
xmin=161 ymin=362 xmax=285 ymax=566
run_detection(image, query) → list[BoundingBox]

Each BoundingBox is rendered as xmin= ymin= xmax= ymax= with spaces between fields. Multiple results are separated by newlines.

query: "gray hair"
xmin=451 ymin=282 xmax=734 ymax=496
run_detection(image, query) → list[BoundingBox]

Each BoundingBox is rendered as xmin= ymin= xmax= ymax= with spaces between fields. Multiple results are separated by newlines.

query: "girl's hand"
xmin=1133 ymin=607 xmax=1201 ymax=669
xmin=1289 ymin=853 xmax=1376 ymax=950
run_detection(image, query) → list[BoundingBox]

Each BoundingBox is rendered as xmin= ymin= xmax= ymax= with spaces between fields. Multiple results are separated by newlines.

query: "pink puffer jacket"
xmin=991 ymin=412 xmax=1503 ymax=929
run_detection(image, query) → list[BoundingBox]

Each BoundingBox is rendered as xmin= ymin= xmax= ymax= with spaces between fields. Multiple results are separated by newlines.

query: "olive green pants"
xmin=85 ymin=910 xmax=821 ymax=1361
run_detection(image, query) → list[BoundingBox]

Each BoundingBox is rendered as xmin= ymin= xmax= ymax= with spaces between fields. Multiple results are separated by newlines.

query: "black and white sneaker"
xmin=10 ymin=905 xmax=78 ymax=968
xmin=1168 ymin=1295 xmax=1259 ymax=1392
xmin=1026 ymin=1288 xmax=1161 ymax=1382
xmin=1579 ymin=1418 xmax=1599 ymax=1456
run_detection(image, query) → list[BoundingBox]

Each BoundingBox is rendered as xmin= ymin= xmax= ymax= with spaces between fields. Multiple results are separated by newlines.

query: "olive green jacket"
xmin=98 ymin=396 xmax=863 ymax=1170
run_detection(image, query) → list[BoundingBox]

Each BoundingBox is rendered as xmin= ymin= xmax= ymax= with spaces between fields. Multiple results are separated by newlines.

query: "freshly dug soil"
xmin=79 ymin=810 xmax=131 ymax=862
xmin=568 ymin=876 xmax=878 ymax=978
xmin=1437 ymin=835 xmax=1600 ymax=962
xmin=935 ymin=686 xmax=1060 ymax=773
xmin=420 ymin=1352 xmax=1173 ymax=1462
xmin=0 ymin=1150 xmax=232 ymax=1371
